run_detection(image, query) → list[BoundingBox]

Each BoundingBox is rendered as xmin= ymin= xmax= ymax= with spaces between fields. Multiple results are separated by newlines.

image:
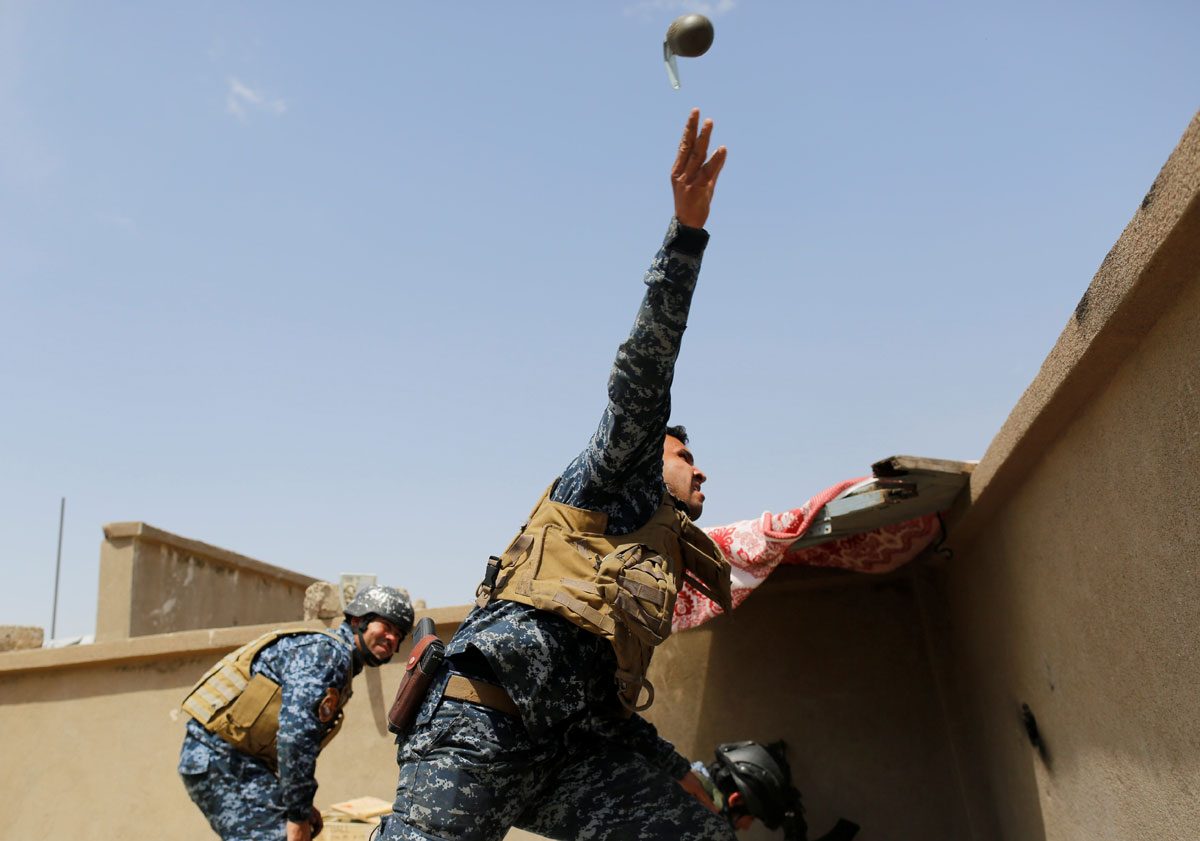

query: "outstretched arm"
xmin=554 ymin=110 xmax=727 ymax=529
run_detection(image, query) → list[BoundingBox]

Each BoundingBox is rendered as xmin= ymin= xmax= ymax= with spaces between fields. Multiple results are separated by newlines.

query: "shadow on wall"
xmin=687 ymin=569 xmax=1004 ymax=841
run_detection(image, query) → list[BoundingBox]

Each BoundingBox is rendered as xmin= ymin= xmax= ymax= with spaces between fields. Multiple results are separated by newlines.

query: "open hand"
xmin=671 ymin=108 xmax=727 ymax=230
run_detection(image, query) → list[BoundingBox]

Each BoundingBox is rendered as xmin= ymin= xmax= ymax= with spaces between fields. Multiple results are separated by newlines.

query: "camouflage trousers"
xmin=379 ymin=674 xmax=735 ymax=841
xmin=179 ymin=735 xmax=287 ymax=841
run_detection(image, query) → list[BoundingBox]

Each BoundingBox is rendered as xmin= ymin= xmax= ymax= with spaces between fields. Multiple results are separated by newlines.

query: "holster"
xmin=386 ymin=617 xmax=445 ymax=737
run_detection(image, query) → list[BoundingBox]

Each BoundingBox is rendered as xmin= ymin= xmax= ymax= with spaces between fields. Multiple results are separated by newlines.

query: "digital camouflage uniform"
xmin=178 ymin=622 xmax=362 ymax=841
xmin=380 ymin=219 xmax=735 ymax=841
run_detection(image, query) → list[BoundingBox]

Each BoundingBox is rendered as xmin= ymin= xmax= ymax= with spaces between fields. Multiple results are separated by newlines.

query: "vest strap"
xmin=552 ymin=590 xmax=616 ymax=634
xmin=615 ymin=591 xmax=669 ymax=645
xmin=508 ymin=533 xmax=534 ymax=562
xmin=559 ymin=577 xmax=599 ymax=595
xmin=476 ymin=534 xmax=536 ymax=607
xmin=620 ymin=577 xmax=668 ymax=607
xmin=614 ymin=669 xmax=654 ymax=712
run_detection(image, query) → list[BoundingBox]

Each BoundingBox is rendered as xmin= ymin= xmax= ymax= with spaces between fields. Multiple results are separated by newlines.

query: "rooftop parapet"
xmin=96 ymin=521 xmax=318 ymax=641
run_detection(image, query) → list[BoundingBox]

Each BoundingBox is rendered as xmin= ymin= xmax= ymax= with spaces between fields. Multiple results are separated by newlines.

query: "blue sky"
xmin=3 ymin=1 xmax=1198 ymax=639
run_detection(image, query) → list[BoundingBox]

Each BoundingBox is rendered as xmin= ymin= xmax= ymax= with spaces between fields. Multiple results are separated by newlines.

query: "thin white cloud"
xmin=226 ymin=77 xmax=286 ymax=120
xmin=624 ymin=0 xmax=736 ymax=19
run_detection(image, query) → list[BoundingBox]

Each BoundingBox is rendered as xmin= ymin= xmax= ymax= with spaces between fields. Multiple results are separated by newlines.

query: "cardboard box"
xmin=316 ymin=821 xmax=377 ymax=841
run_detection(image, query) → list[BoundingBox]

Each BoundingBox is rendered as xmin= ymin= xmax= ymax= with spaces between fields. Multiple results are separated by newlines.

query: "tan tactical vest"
xmin=476 ymin=483 xmax=732 ymax=713
xmin=180 ymin=629 xmax=354 ymax=772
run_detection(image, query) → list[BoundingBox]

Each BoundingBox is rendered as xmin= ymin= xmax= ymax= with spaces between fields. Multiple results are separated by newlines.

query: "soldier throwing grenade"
xmin=380 ymin=109 xmax=733 ymax=841
xmin=178 ymin=585 xmax=414 ymax=841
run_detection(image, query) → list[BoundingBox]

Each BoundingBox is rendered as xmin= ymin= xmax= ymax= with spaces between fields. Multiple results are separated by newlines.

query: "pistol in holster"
xmin=387 ymin=616 xmax=445 ymax=737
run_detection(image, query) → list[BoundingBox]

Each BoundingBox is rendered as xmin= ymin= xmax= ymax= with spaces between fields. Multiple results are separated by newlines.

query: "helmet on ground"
xmin=344 ymin=585 xmax=414 ymax=638
xmin=711 ymin=741 xmax=796 ymax=830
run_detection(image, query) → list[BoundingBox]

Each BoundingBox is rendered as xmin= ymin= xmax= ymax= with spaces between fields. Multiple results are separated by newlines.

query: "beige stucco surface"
xmin=942 ymin=109 xmax=1200 ymax=841
xmin=650 ymin=570 xmax=973 ymax=841
xmin=960 ymin=111 xmax=1200 ymax=537
xmin=0 ymin=613 xmax=461 ymax=841
xmin=1 ymin=576 xmax=966 ymax=841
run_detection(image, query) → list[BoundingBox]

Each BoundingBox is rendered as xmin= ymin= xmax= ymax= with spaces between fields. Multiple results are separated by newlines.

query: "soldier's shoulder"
xmin=280 ymin=628 xmax=349 ymax=648
xmin=274 ymin=630 xmax=352 ymax=665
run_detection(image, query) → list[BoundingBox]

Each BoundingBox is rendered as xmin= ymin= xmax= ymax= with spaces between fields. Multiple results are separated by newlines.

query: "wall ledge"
xmin=952 ymin=109 xmax=1200 ymax=546
xmin=103 ymin=521 xmax=318 ymax=586
xmin=0 ymin=605 xmax=472 ymax=676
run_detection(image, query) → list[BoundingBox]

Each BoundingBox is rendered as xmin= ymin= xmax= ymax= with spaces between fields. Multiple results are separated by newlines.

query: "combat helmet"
xmin=344 ymin=585 xmax=414 ymax=666
xmin=711 ymin=741 xmax=797 ymax=830
xmin=709 ymin=741 xmax=860 ymax=841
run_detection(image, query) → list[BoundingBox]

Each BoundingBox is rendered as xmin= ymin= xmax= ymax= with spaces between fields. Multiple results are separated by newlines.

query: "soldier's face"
xmin=360 ymin=616 xmax=404 ymax=661
xmin=662 ymin=435 xmax=706 ymax=519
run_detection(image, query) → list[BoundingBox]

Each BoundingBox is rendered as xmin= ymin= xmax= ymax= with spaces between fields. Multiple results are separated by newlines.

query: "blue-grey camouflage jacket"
xmin=447 ymin=218 xmax=710 ymax=780
xmin=179 ymin=622 xmax=363 ymax=821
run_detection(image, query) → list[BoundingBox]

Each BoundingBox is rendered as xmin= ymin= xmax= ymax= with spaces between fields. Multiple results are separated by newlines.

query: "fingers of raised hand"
xmin=701 ymin=145 xmax=727 ymax=185
xmin=672 ymin=108 xmax=701 ymax=178
xmin=681 ymin=118 xmax=714 ymax=181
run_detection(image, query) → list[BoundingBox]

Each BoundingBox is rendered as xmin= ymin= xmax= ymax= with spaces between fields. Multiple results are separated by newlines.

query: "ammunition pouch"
xmin=218 ymin=673 xmax=281 ymax=769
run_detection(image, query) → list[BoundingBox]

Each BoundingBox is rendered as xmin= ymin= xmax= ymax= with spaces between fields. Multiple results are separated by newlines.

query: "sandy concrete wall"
xmin=649 ymin=568 xmax=973 ymax=841
xmin=96 ymin=522 xmax=317 ymax=640
xmin=2 ymin=577 xmax=968 ymax=841
xmin=942 ymin=110 xmax=1200 ymax=841
xmin=0 ymin=612 xmax=460 ymax=841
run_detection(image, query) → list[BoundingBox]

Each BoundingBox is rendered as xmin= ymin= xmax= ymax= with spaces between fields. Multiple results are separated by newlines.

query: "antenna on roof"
xmin=51 ymin=497 xmax=64 ymax=641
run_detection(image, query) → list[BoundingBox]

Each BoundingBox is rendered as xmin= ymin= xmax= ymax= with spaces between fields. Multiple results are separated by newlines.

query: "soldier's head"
xmin=663 ymin=424 xmax=707 ymax=519
xmin=710 ymin=741 xmax=798 ymax=832
xmin=344 ymin=585 xmax=414 ymax=667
